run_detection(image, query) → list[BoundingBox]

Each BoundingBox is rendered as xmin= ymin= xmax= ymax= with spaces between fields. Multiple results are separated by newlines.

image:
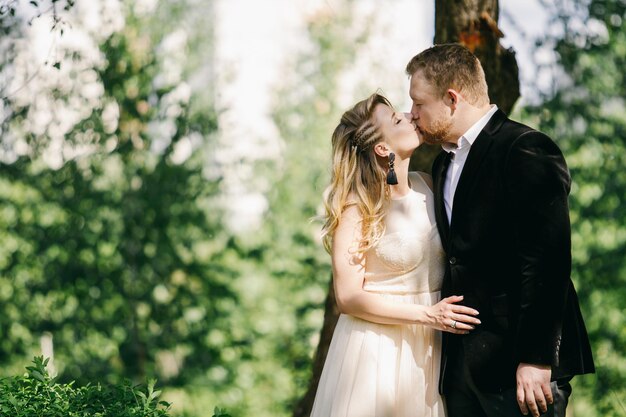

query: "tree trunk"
xmin=294 ymin=2 xmax=520 ymax=416
xmin=411 ymin=0 xmax=520 ymax=173
xmin=292 ymin=278 xmax=340 ymax=417
xmin=434 ymin=0 xmax=520 ymax=114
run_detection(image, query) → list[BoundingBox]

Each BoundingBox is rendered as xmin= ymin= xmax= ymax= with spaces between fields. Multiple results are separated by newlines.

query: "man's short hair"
xmin=405 ymin=43 xmax=489 ymax=106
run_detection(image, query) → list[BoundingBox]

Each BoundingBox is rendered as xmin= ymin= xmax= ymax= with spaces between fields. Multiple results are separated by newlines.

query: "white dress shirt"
xmin=443 ymin=105 xmax=498 ymax=223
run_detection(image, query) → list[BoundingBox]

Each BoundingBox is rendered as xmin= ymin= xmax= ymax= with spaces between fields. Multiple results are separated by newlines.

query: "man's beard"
xmin=420 ymin=118 xmax=453 ymax=145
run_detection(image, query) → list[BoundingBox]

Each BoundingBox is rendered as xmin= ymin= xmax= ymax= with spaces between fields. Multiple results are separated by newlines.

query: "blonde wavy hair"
xmin=322 ymin=93 xmax=393 ymax=254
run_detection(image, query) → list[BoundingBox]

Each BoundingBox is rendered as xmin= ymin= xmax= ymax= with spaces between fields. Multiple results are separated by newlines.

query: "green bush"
xmin=0 ymin=356 xmax=171 ymax=417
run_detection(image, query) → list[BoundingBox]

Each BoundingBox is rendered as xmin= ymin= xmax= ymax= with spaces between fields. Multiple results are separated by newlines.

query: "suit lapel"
xmin=450 ymin=132 xmax=493 ymax=219
xmin=449 ymin=110 xmax=507 ymax=228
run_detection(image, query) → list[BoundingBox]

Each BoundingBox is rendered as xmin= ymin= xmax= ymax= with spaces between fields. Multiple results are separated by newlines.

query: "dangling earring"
xmin=386 ymin=152 xmax=398 ymax=185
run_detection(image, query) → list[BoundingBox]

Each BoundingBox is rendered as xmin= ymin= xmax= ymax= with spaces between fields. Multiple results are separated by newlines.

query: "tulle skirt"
xmin=310 ymin=292 xmax=445 ymax=417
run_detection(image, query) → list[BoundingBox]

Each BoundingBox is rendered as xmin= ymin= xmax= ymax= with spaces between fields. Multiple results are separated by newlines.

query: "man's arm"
xmin=505 ymin=130 xmax=571 ymax=363
xmin=505 ymin=131 xmax=572 ymax=416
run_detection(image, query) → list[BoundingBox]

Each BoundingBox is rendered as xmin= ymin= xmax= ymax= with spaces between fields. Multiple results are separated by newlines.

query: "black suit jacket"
xmin=433 ymin=109 xmax=595 ymax=393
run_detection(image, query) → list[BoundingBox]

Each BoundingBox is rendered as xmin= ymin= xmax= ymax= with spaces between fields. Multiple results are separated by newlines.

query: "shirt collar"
xmin=442 ymin=105 xmax=498 ymax=153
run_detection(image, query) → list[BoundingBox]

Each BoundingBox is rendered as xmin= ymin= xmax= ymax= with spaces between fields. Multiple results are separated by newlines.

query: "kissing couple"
xmin=309 ymin=43 xmax=595 ymax=417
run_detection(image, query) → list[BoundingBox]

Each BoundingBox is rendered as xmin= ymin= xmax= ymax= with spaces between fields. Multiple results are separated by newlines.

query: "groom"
xmin=405 ymin=44 xmax=595 ymax=417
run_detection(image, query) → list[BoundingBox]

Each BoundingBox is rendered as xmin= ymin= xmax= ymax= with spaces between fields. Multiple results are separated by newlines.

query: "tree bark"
xmin=294 ymin=2 xmax=520 ymax=416
xmin=434 ymin=0 xmax=520 ymax=114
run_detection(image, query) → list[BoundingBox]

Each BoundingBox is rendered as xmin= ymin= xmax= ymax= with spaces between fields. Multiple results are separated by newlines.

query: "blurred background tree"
xmin=0 ymin=0 xmax=237 ymax=386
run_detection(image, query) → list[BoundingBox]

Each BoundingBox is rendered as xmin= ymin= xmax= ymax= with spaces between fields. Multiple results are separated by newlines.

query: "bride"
xmin=310 ymin=93 xmax=481 ymax=417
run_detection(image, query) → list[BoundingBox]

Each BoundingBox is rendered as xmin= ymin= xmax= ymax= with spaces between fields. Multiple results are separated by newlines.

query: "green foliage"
xmin=0 ymin=356 xmax=171 ymax=416
xmin=0 ymin=5 xmax=236 ymax=390
xmin=521 ymin=1 xmax=626 ymax=415
xmin=211 ymin=407 xmax=231 ymax=417
xmin=1 ymin=1 xmax=299 ymax=415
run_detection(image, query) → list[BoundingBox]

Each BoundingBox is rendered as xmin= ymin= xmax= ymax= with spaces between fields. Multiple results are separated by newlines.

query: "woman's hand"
xmin=427 ymin=295 xmax=480 ymax=334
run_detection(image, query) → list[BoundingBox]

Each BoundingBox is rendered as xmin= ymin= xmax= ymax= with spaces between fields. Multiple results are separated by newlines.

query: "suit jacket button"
xmin=449 ymin=257 xmax=457 ymax=265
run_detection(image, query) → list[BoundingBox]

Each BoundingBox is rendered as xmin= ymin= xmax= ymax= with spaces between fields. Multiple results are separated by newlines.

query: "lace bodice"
xmin=363 ymin=172 xmax=445 ymax=294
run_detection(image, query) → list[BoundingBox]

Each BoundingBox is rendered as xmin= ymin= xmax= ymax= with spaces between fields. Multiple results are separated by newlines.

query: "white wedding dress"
xmin=310 ymin=172 xmax=446 ymax=417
